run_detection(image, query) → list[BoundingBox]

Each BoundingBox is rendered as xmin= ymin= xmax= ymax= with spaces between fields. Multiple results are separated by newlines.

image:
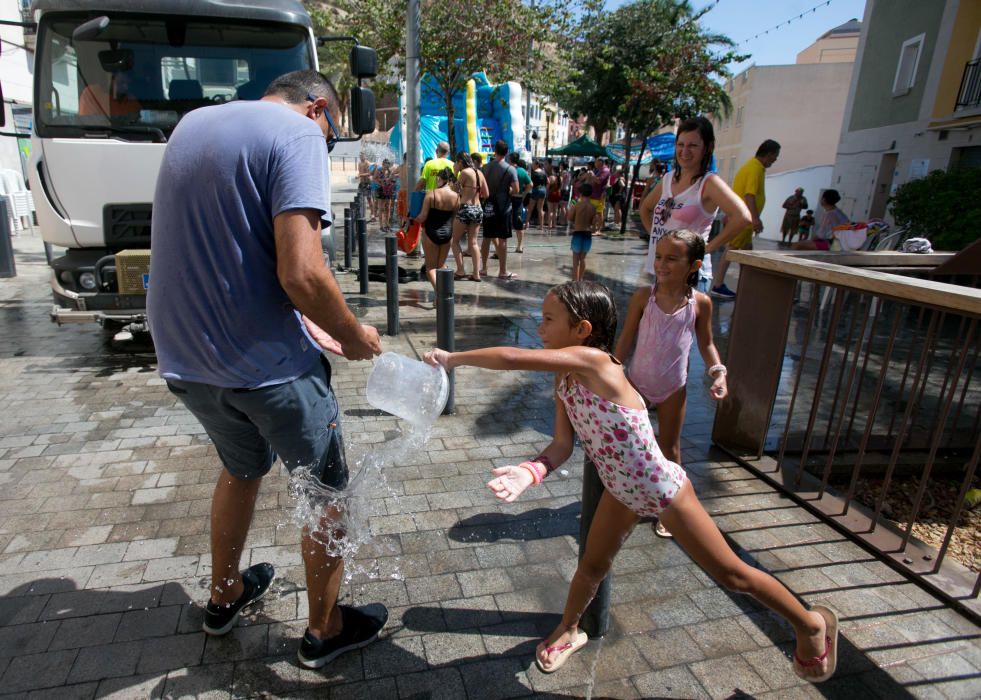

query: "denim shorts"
xmin=166 ymin=357 xmax=348 ymax=488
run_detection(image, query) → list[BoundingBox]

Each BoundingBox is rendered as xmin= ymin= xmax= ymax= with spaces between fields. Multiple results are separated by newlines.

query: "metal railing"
xmin=712 ymin=250 xmax=981 ymax=622
xmin=957 ymin=58 xmax=981 ymax=110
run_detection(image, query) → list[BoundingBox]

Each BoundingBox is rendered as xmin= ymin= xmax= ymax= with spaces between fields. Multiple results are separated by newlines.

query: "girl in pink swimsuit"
xmin=616 ymin=230 xmax=728 ymax=467
xmin=425 ymin=281 xmax=838 ymax=684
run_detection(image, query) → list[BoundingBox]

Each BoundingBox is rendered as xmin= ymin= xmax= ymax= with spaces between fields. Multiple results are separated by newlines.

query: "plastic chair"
xmin=0 ymin=169 xmax=28 ymax=232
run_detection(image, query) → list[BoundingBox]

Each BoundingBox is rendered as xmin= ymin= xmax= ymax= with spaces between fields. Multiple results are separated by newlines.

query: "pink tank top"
xmin=645 ymin=174 xmax=719 ymax=276
xmin=627 ymin=288 xmax=696 ymax=405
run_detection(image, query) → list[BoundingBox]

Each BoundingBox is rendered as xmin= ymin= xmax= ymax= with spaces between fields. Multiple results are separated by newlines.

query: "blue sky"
xmin=606 ymin=0 xmax=867 ymax=74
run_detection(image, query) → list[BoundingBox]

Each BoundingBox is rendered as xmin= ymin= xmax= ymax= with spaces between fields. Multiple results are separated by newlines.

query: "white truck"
xmin=2 ymin=0 xmax=374 ymax=333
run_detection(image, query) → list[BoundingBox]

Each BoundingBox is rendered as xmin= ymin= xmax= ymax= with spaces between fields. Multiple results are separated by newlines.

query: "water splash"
xmin=360 ymin=141 xmax=398 ymax=164
xmin=287 ymin=422 xmax=435 ymax=583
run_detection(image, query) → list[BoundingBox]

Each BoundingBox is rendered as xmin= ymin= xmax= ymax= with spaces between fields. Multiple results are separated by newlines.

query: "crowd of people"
xmin=145 ymin=69 xmax=842 ymax=684
xmin=355 ymin=142 xmax=657 ymax=286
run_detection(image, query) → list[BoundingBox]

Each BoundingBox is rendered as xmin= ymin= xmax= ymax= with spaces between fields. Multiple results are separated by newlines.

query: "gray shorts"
xmin=166 ymin=357 xmax=348 ymax=488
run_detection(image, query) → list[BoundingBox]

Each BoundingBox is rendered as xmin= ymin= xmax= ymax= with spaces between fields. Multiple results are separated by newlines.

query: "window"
xmin=735 ymin=106 xmax=743 ymax=127
xmin=893 ymin=34 xmax=925 ymax=97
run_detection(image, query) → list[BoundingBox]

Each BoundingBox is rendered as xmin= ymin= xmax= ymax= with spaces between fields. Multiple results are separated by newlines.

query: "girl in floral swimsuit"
xmin=425 ymin=281 xmax=838 ymax=684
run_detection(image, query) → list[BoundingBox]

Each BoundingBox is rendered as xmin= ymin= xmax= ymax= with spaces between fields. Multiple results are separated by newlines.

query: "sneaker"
xmin=297 ymin=604 xmax=388 ymax=669
xmin=202 ymin=562 xmax=275 ymax=636
xmin=710 ymin=284 xmax=737 ymax=300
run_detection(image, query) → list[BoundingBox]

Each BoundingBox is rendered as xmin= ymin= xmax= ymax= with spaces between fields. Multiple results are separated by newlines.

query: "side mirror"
xmin=349 ymin=86 xmax=375 ymax=135
xmin=349 ymin=45 xmax=377 ymax=80
xmin=72 ymin=15 xmax=109 ymax=43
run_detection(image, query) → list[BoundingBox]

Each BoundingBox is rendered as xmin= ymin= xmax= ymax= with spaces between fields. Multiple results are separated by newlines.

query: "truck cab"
xmin=28 ymin=0 xmax=319 ymax=328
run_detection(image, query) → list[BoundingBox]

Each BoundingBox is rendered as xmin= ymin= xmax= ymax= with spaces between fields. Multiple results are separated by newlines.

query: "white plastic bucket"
xmin=366 ymin=352 xmax=448 ymax=427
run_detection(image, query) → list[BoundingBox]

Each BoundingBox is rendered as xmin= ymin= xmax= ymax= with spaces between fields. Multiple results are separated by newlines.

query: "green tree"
xmin=319 ymin=0 xmax=581 ymax=155
xmin=558 ymin=0 xmax=743 ymax=233
xmin=889 ymin=167 xmax=981 ymax=251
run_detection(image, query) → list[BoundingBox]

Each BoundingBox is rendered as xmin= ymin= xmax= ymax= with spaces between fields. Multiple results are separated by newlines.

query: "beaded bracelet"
xmin=519 ymin=461 xmax=545 ymax=485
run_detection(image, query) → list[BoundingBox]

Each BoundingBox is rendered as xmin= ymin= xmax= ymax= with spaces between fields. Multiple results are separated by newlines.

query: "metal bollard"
xmin=0 ymin=200 xmax=15 ymax=278
xmin=385 ymin=236 xmax=399 ymax=336
xmin=435 ymin=268 xmax=455 ymax=414
xmin=355 ymin=216 xmax=366 ymax=256
xmin=578 ymin=456 xmax=610 ymax=638
xmin=343 ymin=208 xmax=353 ymax=270
xmin=358 ymin=228 xmax=369 ymax=295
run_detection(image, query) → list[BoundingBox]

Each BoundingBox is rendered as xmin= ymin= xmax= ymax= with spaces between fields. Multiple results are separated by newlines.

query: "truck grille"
xmin=104 ymin=204 xmax=152 ymax=247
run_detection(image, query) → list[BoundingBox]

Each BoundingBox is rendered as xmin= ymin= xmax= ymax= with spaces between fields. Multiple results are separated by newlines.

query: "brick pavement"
xmin=0 ymin=190 xmax=978 ymax=698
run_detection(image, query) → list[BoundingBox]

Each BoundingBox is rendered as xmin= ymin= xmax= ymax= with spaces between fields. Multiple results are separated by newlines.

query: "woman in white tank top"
xmin=639 ymin=118 xmax=752 ymax=278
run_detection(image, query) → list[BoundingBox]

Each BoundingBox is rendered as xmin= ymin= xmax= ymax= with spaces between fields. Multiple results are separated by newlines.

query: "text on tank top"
xmin=646 ymin=173 xmax=719 ymax=275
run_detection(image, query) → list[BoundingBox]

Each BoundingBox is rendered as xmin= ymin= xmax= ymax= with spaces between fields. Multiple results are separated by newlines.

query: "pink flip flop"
xmin=535 ymin=630 xmax=588 ymax=673
xmin=793 ymin=605 xmax=839 ymax=683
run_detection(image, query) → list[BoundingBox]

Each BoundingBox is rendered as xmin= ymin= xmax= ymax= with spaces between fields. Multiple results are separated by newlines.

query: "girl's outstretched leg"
xmin=654 ymin=386 xmax=686 ymax=465
xmin=537 ymin=491 xmax=638 ymax=672
xmin=658 ymin=481 xmax=835 ymax=681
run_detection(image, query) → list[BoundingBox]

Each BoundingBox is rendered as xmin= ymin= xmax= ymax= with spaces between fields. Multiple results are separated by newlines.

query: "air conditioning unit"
xmin=115 ymin=249 xmax=151 ymax=294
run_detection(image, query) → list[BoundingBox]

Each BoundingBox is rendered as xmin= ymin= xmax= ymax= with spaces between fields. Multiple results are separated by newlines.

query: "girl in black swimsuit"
xmin=417 ymin=167 xmax=460 ymax=289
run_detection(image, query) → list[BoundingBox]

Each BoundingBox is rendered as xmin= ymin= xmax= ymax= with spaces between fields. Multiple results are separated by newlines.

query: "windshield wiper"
xmin=81 ymin=125 xmax=167 ymax=143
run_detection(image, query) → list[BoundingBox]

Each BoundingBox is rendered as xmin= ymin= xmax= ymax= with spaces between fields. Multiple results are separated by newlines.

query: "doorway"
xmin=869 ymin=152 xmax=897 ymax=219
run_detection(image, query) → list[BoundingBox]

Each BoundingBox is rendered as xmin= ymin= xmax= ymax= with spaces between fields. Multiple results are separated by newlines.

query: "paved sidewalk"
xmin=0 ymin=195 xmax=979 ymax=698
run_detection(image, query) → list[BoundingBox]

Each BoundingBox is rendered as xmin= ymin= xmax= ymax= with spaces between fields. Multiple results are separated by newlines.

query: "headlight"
xmin=78 ymin=272 xmax=98 ymax=290
xmin=59 ymin=270 xmax=73 ymax=284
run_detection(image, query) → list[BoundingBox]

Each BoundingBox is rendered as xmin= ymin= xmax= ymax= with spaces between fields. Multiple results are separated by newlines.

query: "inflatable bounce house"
xmin=390 ymin=71 xmax=525 ymax=163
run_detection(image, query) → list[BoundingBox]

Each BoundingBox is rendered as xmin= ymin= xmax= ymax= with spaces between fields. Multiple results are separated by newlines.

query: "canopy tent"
xmin=546 ymin=135 xmax=607 ymax=157
xmin=605 ymin=142 xmax=655 ymax=166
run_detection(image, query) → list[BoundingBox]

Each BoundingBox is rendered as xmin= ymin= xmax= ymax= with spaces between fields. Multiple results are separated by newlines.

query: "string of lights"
xmin=737 ymin=0 xmax=836 ymax=45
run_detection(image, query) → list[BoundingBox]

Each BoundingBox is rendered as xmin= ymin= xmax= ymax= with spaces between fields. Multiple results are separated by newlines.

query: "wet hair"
xmin=578 ymin=182 xmax=592 ymax=197
xmin=821 ymin=189 xmax=841 ymax=206
xmin=436 ymin=166 xmax=456 ymax=184
xmin=660 ymin=229 xmax=705 ymax=290
xmin=470 ymin=152 xmax=483 ymax=166
xmin=456 ymin=151 xmax=475 ymax=169
xmin=494 ymin=140 xmax=509 ymax=157
xmin=756 ymin=139 xmax=781 ymax=157
xmin=547 ymin=281 xmax=618 ymax=353
xmin=673 ymin=117 xmax=715 ymax=183
xmin=265 ymin=70 xmax=339 ymax=113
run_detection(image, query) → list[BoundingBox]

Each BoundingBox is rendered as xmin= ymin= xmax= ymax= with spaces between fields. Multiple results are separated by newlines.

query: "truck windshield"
xmin=35 ymin=13 xmax=313 ymax=141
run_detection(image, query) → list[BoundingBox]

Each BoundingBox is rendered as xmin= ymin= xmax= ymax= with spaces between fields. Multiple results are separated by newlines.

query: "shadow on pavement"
xmin=447 ymin=503 xmax=580 ymax=543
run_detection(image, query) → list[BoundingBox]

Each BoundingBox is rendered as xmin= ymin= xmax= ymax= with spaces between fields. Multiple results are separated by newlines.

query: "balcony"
xmin=956 ymin=58 xmax=981 ymax=110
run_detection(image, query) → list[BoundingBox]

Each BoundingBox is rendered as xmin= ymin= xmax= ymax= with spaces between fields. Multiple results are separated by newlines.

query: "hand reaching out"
xmin=487 ymin=465 xmax=535 ymax=502
xmin=424 ymin=348 xmax=451 ymax=369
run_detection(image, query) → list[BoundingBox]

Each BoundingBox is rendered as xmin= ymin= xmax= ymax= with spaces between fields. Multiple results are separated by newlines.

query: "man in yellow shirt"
xmin=710 ymin=139 xmax=780 ymax=299
xmin=420 ymin=141 xmax=454 ymax=190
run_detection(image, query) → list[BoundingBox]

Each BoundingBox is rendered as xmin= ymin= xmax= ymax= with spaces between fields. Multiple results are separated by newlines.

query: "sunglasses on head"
xmin=307 ymin=93 xmax=339 ymax=153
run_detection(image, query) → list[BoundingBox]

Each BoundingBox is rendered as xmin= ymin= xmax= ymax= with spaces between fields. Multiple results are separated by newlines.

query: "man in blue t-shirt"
xmin=147 ymin=70 xmax=386 ymax=669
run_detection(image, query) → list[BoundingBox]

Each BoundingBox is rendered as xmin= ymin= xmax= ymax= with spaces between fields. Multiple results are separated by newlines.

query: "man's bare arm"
xmin=274 ymin=209 xmax=381 ymax=361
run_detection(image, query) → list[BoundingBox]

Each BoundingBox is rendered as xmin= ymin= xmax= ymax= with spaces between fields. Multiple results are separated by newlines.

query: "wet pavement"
xmin=0 ymin=183 xmax=979 ymax=699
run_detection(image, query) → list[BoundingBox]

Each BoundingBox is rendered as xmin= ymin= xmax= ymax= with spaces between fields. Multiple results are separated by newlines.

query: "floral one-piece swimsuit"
xmin=558 ymin=371 xmax=687 ymax=517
